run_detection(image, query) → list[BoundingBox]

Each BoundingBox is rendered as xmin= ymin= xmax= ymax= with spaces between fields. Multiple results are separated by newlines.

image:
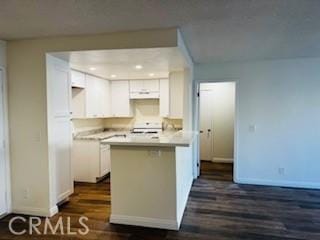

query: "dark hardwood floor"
xmin=200 ymin=161 xmax=234 ymax=181
xmin=1 ymin=162 xmax=320 ymax=239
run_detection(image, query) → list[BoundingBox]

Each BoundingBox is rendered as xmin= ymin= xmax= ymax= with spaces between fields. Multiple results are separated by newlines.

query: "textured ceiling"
xmin=51 ymin=48 xmax=188 ymax=79
xmin=1 ymin=0 xmax=320 ymax=63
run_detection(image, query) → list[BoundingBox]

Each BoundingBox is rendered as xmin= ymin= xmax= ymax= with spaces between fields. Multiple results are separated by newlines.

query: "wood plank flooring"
xmin=0 ymin=162 xmax=320 ymax=239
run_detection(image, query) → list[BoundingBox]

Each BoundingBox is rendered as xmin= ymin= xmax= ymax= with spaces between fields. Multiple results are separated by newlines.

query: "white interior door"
xmin=200 ymin=90 xmax=213 ymax=161
xmin=0 ymin=70 xmax=7 ymax=216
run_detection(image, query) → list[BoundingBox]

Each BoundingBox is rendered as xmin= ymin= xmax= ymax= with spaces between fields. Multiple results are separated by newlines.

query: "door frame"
xmin=194 ymin=79 xmax=238 ymax=182
xmin=0 ymin=66 xmax=11 ymax=216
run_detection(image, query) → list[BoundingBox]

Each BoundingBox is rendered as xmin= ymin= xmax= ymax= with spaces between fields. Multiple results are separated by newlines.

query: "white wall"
xmin=200 ymin=82 xmax=235 ymax=160
xmin=195 ymin=57 xmax=320 ymax=189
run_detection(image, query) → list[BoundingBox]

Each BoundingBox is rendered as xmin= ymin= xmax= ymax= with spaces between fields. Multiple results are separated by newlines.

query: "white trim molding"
xmin=0 ymin=63 xmax=12 ymax=215
xmin=212 ymin=157 xmax=234 ymax=163
xmin=110 ymin=214 xmax=179 ymax=230
xmin=236 ymin=178 xmax=320 ymax=190
xmin=12 ymin=205 xmax=58 ymax=217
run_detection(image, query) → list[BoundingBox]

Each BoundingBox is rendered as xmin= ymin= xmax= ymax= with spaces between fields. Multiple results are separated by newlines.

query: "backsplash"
xmin=133 ymin=99 xmax=161 ymax=123
xmin=72 ymin=99 xmax=183 ymax=134
xmin=104 ymin=118 xmax=135 ymax=129
xmin=72 ymin=118 xmax=104 ymax=135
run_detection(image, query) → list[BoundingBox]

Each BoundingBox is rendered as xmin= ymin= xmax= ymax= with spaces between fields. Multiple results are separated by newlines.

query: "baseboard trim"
xmin=212 ymin=157 xmax=234 ymax=163
xmin=12 ymin=205 xmax=58 ymax=217
xmin=49 ymin=205 xmax=59 ymax=216
xmin=110 ymin=214 xmax=179 ymax=230
xmin=236 ymin=178 xmax=320 ymax=190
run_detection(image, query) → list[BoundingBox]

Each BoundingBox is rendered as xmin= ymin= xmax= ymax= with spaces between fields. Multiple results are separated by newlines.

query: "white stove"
xmin=131 ymin=122 xmax=162 ymax=134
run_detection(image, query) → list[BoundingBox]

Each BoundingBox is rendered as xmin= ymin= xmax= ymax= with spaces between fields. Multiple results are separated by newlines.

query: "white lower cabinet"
xmin=100 ymin=144 xmax=111 ymax=176
xmin=72 ymin=140 xmax=111 ymax=183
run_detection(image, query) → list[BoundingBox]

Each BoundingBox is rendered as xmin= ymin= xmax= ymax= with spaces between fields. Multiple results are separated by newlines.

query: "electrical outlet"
xmin=149 ymin=150 xmax=161 ymax=158
xmin=278 ymin=168 xmax=285 ymax=176
xmin=23 ymin=188 xmax=30 ymax=199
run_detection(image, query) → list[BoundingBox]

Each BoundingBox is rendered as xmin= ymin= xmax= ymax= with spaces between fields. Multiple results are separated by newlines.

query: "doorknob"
xmin=200 ymin=130 xmax=204 ymax=133
xmin=207 ymin=129 xmax=211 ymax=137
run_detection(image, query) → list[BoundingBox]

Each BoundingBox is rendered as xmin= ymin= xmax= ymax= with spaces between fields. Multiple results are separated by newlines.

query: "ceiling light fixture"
xmin=149 ymin=73 xmax=155 ymax=77
xmin=111 ymin=74 xmax=117 ymax=78
xmin=89 ymin=67 xmax=96 ymax=71
xmin=135 ymin=65 xmax=143 ymax=70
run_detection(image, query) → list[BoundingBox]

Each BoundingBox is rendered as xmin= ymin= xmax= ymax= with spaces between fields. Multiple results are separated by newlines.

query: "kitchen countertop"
xmin=101 ymin=130 xmax=197 ymax=147
xmin=74 ymin=130 xmax=130 ymax=141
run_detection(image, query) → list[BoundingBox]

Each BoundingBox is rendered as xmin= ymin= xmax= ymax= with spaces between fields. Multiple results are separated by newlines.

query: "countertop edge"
xmin=105 ymin=142 xmax=190 ymax=147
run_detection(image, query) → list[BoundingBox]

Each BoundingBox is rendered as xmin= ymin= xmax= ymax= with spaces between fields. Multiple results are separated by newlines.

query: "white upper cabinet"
xmin=86 ymin=75 xmax=100 ymax=118
xmin=159 ymin=79 xmax=169 ymax=117
xmin=169 ymin=72 xmax=184 ymax=119
xmin=70 ymin=72 xmax=175 ymax=119
xmin=129 ymin=79 xmax=160 ymax=99
xmin=71 ymin=70 xmax=86 ymax=88
xmin=85 ymin=75 xmax=111 ymax=118
xmin=142 ymin=79 xmax=159 ymax=92
xmin=111 ymin=80 xmax=133 ymax=117
xmin=101 ymin=80 xmax=111 ymax=117
xmin=129 ymin=80 xmax=144 ymax=93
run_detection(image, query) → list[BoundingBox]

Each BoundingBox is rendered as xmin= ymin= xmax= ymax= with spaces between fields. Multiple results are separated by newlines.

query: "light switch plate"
xmin=249 ymin=124 xmax=256 ymax=132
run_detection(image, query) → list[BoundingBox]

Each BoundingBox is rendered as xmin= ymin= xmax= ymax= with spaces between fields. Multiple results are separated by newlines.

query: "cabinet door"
xmin=144 ymin=79 xmax=159 ymax=92
xmin=86 ymin=75 xmax=99 ymax=118
xmin=100 ymin=144 xmax=111 ymax=177
xmin=72 ymin=140 xmax=100 ymax=183
xmin=46 ymin=55 xmax=73 ymax=203
xmin=71 ymin=70 xmax=86 ymax=88
xmin=96 ymin=78 xmax=105 ymax=118
xmin=129 ymin=80 xmax=144 ymax=92
xmin=169 ymin=72 xmax=184 ymax=119
xmin=102 ymin=80 xmax=111 ymax=117
xmin=159 ymin=79 xmax=169 ymax=117
xmin=111 ymin=80 xmax=132 ymax=117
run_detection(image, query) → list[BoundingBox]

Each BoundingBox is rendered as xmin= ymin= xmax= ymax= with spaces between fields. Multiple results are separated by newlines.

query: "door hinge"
xmin=197 ymin=92 xmax=200 ymax=97
xmin=197 ymin=163 xmax=200 ymax=167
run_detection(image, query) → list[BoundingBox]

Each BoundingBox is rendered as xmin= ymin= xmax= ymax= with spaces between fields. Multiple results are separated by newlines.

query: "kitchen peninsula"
xmin=103 ymin=131 xmax=196 ymax=230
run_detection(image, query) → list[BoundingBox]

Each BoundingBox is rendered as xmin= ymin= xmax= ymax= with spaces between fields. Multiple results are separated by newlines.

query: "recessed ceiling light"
xmin=149 ymin=73 xmax=155 ymax=77
xmin=111 ymin=74 xmax=117 ymax=78
xmin=89 ymin=67 xmax=96 ymax=71
xmin=135 ymin=65 xmax=143 ymax=70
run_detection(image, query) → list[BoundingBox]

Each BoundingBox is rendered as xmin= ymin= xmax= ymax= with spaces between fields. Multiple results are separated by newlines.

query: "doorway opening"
xmin=198 ymin=81 xmax=236 ymax=181
xmin=46 ymin=47 xmax=190 ymax=216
